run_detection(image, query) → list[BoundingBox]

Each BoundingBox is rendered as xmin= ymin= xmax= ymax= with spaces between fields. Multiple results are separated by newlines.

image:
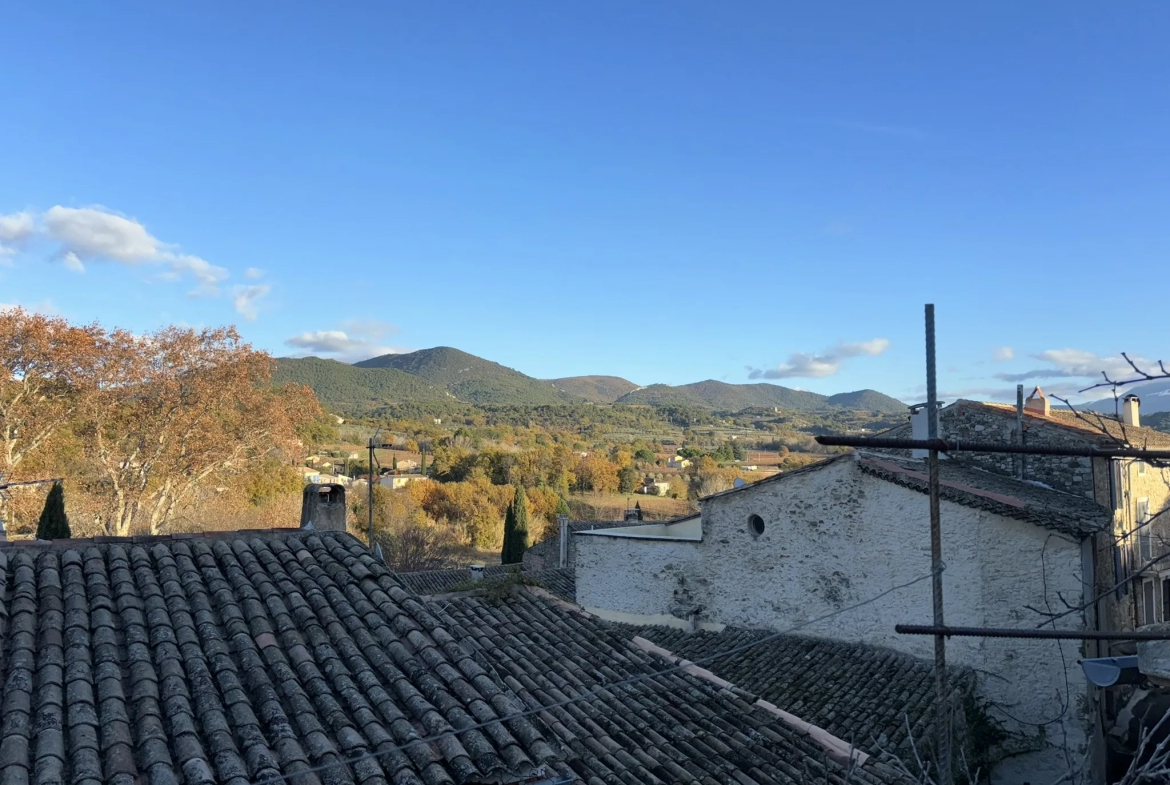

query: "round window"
xmin=748 ymin=514 xmax=765 ymax=536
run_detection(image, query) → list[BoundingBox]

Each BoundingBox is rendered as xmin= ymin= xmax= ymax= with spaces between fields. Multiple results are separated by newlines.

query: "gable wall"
xmin=577 ymin=456 xmax=1095 ymax=783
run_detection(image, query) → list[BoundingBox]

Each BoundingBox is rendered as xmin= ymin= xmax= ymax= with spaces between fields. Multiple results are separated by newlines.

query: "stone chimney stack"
xmin=1123 ymin=395 xmax=1141 ymax=428
xmin=301 ymin=483 xmax=347 ymax=532
xmin=469 ymin=564 xmax=485 ymax=582
xmin=1024 ymin=387 xmax=1051 ymax=417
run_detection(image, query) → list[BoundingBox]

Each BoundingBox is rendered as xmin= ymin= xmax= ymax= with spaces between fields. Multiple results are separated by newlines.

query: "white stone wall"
xmin=576 ymin=456 xmax=1096 ymax=784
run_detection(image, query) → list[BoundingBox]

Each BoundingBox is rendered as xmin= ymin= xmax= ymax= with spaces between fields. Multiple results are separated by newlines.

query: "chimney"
xmin=1123 ymin=395 xmax=1141 ymax=428
xmin=1024 ymin=387 xmax=1050 ymax=417
xmin=909 ymin=402 xmax=943 ymax=459
xmin=301 ymin=483 xmax=347 ymax=532
xmin=469 ymin=564 xmax=485 ymax=582
xmin=557 ymin=514 xmax=569 ymax=569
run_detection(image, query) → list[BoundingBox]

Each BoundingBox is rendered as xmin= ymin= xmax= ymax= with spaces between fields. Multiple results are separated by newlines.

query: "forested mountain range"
xmin=275 ymin=346 xmax=907 ymax=415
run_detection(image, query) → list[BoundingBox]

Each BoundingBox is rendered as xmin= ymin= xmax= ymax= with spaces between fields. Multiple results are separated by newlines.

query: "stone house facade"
xmin=575 ymin=452 xmax=1110 ymax=784
xmin=889 ymin=395 xmax=1170 ymax=638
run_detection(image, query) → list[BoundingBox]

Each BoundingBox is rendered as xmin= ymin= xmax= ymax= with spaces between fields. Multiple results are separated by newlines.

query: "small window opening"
xmin=748 ymin=514 xmax=765 ymax=536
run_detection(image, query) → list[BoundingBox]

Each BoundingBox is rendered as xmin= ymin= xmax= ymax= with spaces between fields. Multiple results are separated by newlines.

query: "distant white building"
xmin=637 ymin=481 xmax=671 ymax=497
xmin=667 ymin=456 xmax=691 ymax=470
xmin=380 ymin=474 xmax=427 ymax=490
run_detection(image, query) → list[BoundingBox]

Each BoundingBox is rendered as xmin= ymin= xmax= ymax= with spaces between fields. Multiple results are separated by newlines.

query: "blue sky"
xmin=2 ymin=2 xmax=1167 ymax=403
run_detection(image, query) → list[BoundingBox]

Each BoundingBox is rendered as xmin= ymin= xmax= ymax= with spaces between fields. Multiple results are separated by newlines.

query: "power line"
xmin=249 ymin=569 xmax=938 ymax=784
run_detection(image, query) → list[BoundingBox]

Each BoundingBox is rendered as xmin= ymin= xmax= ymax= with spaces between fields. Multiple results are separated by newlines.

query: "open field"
xmin=567 ymin=491 xmax=696 ymax=522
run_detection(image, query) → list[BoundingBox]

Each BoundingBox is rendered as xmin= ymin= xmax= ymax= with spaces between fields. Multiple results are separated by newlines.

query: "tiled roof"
xmin=857 ymin=453 xmax=1109 ymax=537
xmin=395 ymin=565 xmax=577 ymax=603
xmin=394 ymin=564 xmax=521 ymax=596
xmin=968 ymin=400 xmax=1170 ymax=449
xmin=0 ymin=529 xmax=908 ymax=785
xmin=433 ymin=590 xmax=910 ymax=784
xmin=608 ymin=625 xmax=973 ymax=760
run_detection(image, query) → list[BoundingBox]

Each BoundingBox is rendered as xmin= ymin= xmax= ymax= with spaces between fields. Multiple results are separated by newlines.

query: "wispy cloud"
xmin=993 ymin=346 xmax=1014 ymax=362
xmin=747 ymin=338 xmax=890 ymax=380
xmin=231 ymin=284 xmax=270 ymax=321
xmin=0 ymin=299 xmax=59 ymax=316
xmin=0 ymin=205 xmax=272 ymax=318
xmin=0 ymin=211 xmax=35 ymax=261
xmin=284 ymin=319 xmax=406 ymax=363
xmin=994 ymin=349 xmax=1143 ymax=384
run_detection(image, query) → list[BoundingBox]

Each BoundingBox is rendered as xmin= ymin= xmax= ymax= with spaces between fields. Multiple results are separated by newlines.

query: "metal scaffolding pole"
xmin=813 ymin=436 xmax=1170 ymax=460
xmin=924 ymin=304 xmax=951 ymax=785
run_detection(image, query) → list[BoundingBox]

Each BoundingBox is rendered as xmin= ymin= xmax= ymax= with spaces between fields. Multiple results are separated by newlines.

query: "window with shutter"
xmin=1141 ymin=532 xmax=1153 ymax=564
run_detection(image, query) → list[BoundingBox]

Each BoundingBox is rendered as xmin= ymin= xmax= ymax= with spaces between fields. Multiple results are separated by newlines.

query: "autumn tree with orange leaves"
xmin=0 ymin=308 xmax=320 ymax=536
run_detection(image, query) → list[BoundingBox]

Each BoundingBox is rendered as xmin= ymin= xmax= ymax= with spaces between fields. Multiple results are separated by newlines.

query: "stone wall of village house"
xmin=935 ymin=405 xmax=1101 ymax=500
xmin=576 ymin=457 xmax=1096 ymax=785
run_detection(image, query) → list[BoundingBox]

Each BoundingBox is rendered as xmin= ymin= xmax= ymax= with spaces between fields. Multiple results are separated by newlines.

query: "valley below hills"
xmin=274 ymin=346 xmax=908 ymax=418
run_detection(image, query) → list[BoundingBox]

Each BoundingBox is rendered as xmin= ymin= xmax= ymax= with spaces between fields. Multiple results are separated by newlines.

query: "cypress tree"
xmin=555 ymin=497 xmax=571 ymax=518
xmin=36 ymin=482 xmax=70 ymax=540
xmin=501 ymin=485 xmax=530 ymax=564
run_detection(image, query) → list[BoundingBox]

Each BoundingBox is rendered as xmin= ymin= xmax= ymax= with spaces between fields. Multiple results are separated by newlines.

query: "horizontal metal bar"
xmin=816 ymin=436 xmax=1170 ymax=459
xmin=896 ymin=624 xmax=1170 ymax=641
xmin=0 ymin=478 xmax=63 ymax=489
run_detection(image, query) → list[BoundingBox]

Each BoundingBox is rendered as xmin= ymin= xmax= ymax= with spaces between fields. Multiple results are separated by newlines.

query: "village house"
xmin=574 ymin=449 xmax=1111 ymax=783
xmin=637 ymin=480 xmax=672 ymax=497
xmin=888 ymin=392 xmax=1170 ymax=640
xmin=378 ymin=473 xmax=426 ymax=490
xmin=667 ymin=456 xmax=691 ymax=470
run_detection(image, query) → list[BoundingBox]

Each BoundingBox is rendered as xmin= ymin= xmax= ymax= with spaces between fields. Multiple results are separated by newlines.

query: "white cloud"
xmin=245 ymin=267 xmax=264 ymax=279
xmin=0 ymin=211 xmax=36 ymax=261
xmin=3 ymin=205 xmax=258 ymax=307
xmin=284 ymin=319 xmax=405 ymax=363
xmin=171 ymin=254 xmax=230 ymax=296
xmin=231 ymin=284 xmax=270 ymax=320
xmin=995 ymin=349 xmax=1143 ymax=384
xmin=748 ymin=338 xmax=890 ymax=380
xmin=42 ymin=205 xmax=163 ymax=265
xmin=993 ymin=346 xmax=1014 ymax=362
xmin=0 ymin=299 xmax=59 ymax=316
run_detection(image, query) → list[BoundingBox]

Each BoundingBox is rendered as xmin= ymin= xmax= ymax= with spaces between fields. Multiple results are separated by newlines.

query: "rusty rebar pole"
xmin=925 ymin=304 xmax=952 ymax=785
xmin=814 ymin=436 xmax=1170 ymax=460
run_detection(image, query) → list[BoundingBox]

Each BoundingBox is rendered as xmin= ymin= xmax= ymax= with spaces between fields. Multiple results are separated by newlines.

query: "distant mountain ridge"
xmin=353 ymin=347 xmax=574 ymax=406
xmin=615 ymin=379 xmax=905 ymax=413
xmin=1084 ymin=379 xmax=1170 ymax=415
xmin=276 ymin=346 xmax=907 ymax=415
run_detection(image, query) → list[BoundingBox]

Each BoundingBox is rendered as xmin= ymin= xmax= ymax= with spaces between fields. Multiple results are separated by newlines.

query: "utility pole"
xmin=925 ymin=304 xmax=952 ymax=785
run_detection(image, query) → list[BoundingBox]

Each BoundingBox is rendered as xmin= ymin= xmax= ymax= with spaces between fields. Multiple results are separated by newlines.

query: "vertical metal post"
xmin=925 ymin=304 xmax=952 ymax=785
xmin=368 ymin=437 xmax=375 ymax=546
xmin=558 ymin=514 xmax=570 ymax=568
xmin=1015 ymin=384 xmax=1026 ymax=480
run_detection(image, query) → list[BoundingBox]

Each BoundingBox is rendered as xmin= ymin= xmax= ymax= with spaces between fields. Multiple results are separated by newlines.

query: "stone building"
xmin=575 ymin=451 xmax=1111 ymax=784
xmin=886 ymin=392 xmax=1170 ymax=636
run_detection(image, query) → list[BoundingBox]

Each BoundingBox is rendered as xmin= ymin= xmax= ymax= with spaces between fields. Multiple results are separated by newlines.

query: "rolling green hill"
xmin=353 ymin=347 xmax=579 ymax=406
xmin=1144 ymin=411 xmax=1170 ymax=434
xmin=548 ymin=375 xmax=640 ymax=403
xmin=277 ymin=346 xmax=907 ymax=417
xmin=825 ymin=389 xmax=908 ymax=414
xmin=616 ymin=380 xmax=905 ymax=413
xmin=272 ymin=357 xmax=448 ymax=412
xmin=618 ymin=380 xmax=826 ymax=411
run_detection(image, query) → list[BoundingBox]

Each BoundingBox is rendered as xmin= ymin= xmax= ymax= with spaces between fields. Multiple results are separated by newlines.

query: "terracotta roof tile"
xmin=0 ymin=531 xmax=911 ymax=785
